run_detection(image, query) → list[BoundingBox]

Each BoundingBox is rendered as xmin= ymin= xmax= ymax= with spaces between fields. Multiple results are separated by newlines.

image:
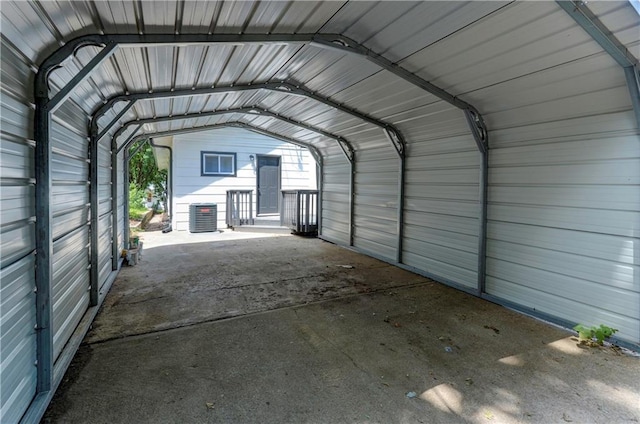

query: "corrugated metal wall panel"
xmin=98 ymin=213 xmax=112 ymax=289
xmin=352 ymin=144 xmax=398 ymax=261
xmin=486 ymin=129 xmax=640 ymax=342
xmin=0 ymin=35 xmax=38 ymax=422
xmin=320 ymin=148 xmax=351 ymax=245
xmin=0 ymin=254 xmax=37 ymax=424
xmin=51 ymin=100 xmax=91 ymax=362
xmin=403 ymin=131 xmax=479 ymax=289
xmin=437 ymin=4 xmax=640 ymax=343
xmin=51 ymin=225 xmax=90 ymax=361
xmin=98 ymin=140 xmax=113 ymax=289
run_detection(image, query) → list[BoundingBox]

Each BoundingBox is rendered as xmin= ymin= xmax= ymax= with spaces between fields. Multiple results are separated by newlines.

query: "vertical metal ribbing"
xmin=34 ymin=98 xmax=53 ymax=393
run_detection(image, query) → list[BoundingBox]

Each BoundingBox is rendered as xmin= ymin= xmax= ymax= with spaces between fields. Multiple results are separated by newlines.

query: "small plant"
xmin=573 ymin=323 xmax=618 ymax=346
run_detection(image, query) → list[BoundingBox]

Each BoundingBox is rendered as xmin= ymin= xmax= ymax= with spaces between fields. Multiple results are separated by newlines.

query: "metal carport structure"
xmin=1 ymin=1 xmax=639 ymax=422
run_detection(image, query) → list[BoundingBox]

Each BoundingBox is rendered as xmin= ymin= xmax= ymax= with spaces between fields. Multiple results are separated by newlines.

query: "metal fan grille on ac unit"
xmin=189 ymin=203 xmax=217 ymax=233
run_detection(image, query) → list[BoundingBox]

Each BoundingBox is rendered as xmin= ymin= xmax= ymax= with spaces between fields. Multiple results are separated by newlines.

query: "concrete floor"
xmin=43 ymin=230 xmax=639 ymax=423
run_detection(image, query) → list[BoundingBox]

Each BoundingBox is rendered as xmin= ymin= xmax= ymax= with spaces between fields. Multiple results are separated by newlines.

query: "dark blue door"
xmin=257 ymin=156 xmax=280 ymax=214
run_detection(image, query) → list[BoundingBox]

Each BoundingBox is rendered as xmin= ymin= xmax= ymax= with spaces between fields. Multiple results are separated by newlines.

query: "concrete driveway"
xmin=43 ymin=230 xmax=639 ymax=423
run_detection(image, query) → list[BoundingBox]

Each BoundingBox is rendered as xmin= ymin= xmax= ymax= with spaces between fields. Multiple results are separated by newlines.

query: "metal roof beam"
xmin=556 ymin=1 xmax=639 ymax=69
xmin=48 ymin=42 xmax=118 ymax=112
xmin=112 ymin=106 xmax=352 ymax=163
xmin=311 ymin=33 xmax=488 ymax=268
xmin=96 ymin=100 xmax=136 ymax=142
xmin=90 ymin=81 xmax=399 ymax=162
xmin=557 ymin=0 xmax=640 ymax=127
xmin=92 ymin=81 xmax=401 ymax=137
xmin=311 ymin=34 xmax=487 ymax=147
xmin=124 ymin=122 xmax=322 ymax=167
xmin=36 ymin=33 xmax=315 ymax=98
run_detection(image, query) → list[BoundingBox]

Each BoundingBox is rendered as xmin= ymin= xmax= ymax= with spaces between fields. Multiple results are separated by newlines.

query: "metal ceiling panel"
xmin=399 ymin=2 xmax=603 ymax=95
xmin=328 ymin=72 xmax=438 ymax=118
xmin=179 ymin=1 xmax=223 ymax=34
xmin=212 ymin=1 xmax=259 ymax=33
xmin=0 ymin=1 xmax=61 ymax=63
xmin=269 ymin=1 xmax=345 ymax=33
xmin=586 ymin=1 xmax=640 ymax=59
xmin=93 ymin=0 xmax=144 ymax=33
xmin=466 ymin=55 xmax=626 ymax=114
xmin=347 ymin=2 xmax=509 ymax=62
xmin=139 ymin=1 xmax=178 ymax=33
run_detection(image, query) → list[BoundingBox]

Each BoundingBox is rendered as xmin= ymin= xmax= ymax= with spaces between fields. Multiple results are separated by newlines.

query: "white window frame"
xmin=201 ymin=151 xmax=237 ymax=177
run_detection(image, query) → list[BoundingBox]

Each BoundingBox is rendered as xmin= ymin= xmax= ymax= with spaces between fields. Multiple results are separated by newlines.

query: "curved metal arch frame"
xmin=112 ymin=106 xmax=351 ymax=157
xmin=32 ymin=32 xmax=491 ymax=423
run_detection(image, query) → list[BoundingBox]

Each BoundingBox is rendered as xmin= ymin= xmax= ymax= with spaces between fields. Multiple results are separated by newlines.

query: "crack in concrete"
xmin=86 ymin=281 xmax=434 ymax=346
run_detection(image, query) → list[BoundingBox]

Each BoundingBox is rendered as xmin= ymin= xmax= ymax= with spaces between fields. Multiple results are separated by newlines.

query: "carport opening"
xmin=126 ymin=127 xmax=319 ymax=252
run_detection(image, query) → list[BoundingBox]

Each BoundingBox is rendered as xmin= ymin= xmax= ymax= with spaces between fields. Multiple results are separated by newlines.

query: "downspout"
xmin=123 ymin=137 xmax=147 ymax=249
xmin=149 ymin=138 xmax=173 ymax=229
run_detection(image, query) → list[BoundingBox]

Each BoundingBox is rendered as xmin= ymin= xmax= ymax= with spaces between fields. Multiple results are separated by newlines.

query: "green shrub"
xmin=129 ymin=184 xmax=149 ymax=220
xmin=573 ymin=324 xmax=618 ymax=345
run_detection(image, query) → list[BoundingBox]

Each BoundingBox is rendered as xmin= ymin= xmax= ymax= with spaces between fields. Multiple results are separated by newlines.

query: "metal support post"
xmin=349 ymin=154 xmax=356 ymax=247
xmin=557 ymin=0 xmax=640 ymax=127
xmin=34 ymin=98 xmax=53 ymax=393
xmin=384 ymin=128 xmax=406 ymax=264
xmin=624 ymin=66 xmax=640 ymax=128
xmin=89 ymin=119 xmax=100 ymax=306
xmin=464 ymin=109 xmax=489 ymax=295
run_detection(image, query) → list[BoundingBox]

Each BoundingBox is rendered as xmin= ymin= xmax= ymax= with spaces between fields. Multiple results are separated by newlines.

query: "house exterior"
xmin=152 ymin=127 xmax=317 ymax=231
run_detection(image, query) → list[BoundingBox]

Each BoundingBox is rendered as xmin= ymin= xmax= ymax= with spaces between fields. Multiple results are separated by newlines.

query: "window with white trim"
xmin=201 ymin=151 xmax=236 ymax=176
